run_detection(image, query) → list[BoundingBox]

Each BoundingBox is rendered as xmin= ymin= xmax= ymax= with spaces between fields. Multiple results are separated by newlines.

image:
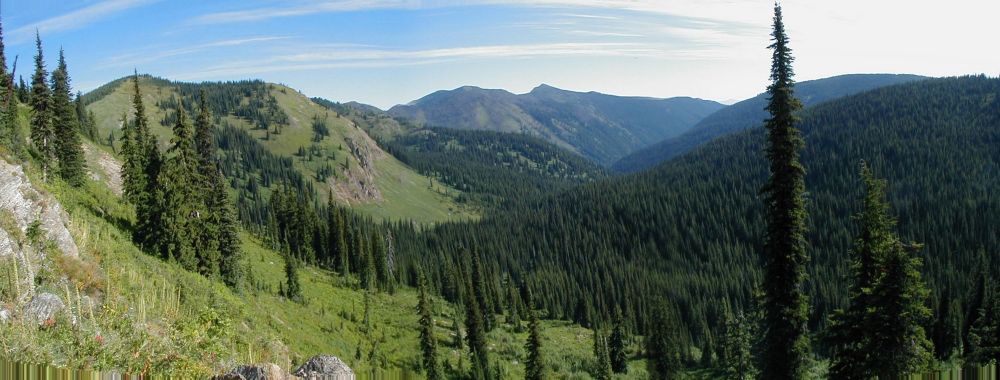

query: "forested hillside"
xmin=613 ymin=74 xmax=927 ymax=172
xmin=83 ymin=76 xmax=474 ymax=224
xmin=390 ymin=76 xmax=1000 ymax=358
xmin=388 ymin=84 xmax=724 ymax=166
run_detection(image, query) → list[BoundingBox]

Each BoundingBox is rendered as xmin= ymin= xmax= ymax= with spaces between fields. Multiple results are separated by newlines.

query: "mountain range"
xmin=387 ymin=84 xmax=725 ymax=166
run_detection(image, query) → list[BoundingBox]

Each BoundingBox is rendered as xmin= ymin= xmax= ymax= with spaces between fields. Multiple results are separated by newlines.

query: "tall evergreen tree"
xmin=29 ymin=32 xmax=54 ymax=180
xmin=828 ymin=164 xmax=933 ymax=378
xmin=722 ymin=310 xmax=756 ymax=380
xmin=464 ymin=265 xmax=490 ymax=379
xmin=869 ymin=241 xmax=933 ymax=378
xmin=593 ymin=330 xmax=612 ymax=380
xmin=759 ymin=4 xmax=809 ymax=379
xmin=158 ymin=101 xmax=201 ymax=268
xmin=417 ymin=271 xmax=441 ymax=380
xmin=609 ymin=308 xmax=628 ymax=374
xmin=963 ymin=253 xmax=988 ymax=357
xmin=646 ymin=300 xmax=680 ymax=379
xmin=524 ymin=291 xmax=545 ymax=380
xmin=51 ymin=49 xmax=85 ymax=186
xmin=283 ymin=248 xmax=302 ymax=302
xmin=827 ymin=162 xmax=895 ymax=379
xmin=933 ymin=288 xmax=961 ymax=361
xmin=212 ymin=169 xmax=244 ymax=289
xmin=967 ymin=285 xmax=1000 ymax=365
xmin=194 ymin=90 xmax=216 ymax=182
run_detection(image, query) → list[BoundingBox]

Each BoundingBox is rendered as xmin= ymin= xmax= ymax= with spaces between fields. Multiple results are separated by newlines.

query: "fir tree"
xmin=609 ymin=308 xmax=628 ymax=374
xmin=646 ymin=300 xmax=679 ymax=379
xmin=933 ymin=288 xmax=961 ymax=361
xmin=722 ymin=310 xmax=756 ymax=380
xmin=194 ymin=90 xmax=216 ymax=182
xmin=471 ymin=252 xmax=495 ymax=332
xmin=827 ymin=162 xmax=895 ymax=379
xmin=417 ymin=271 xmax=441 ymax=380
xmin=464 ymin=266 xmax=490 ymax=379
xmin=593 ymin=330 xmax=612 ymax=380
xmin=158 ymin=101 xmax=201 ymax=268
xmin=283 ymin=248 xmax=302 ymax=302
xmin=524 ymin=293 xmax=545 ymax=380
xmin=968 ymin=285 xmax=1000 ymax=365
xmin=869 ymin=241 xmax=933 ymax=378
xmin=29 ymin=32 xmax=54 ymax=180
xmin=759 ymin=4 xmax=809 ymax=378
xmin=51 ymin=49 xmax=85 ymax=186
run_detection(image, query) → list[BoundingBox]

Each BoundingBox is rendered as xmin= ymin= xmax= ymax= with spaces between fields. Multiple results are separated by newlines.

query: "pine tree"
xmin=51 ymin=49 xmax=85 ymax=186
xmin=968 ymin=285 xmax=1000 ymax=365
xmin=646 ymin=300 xmax=679 ymax=379
xmin=593 ymin=330 xmax=612 ymax=380
xmin=933 ymin=288 xmax=960 ymax=361
xmin=524 ymin=292 xmax=545 ymax=380
xmin=29 ymin=33 xmax=54 ymax=180
xmin=869 ymin=241 xmax=933 ymax=379
xmin=827 ymin=162 xmax=895 ymax=379
xmin=158 ymin=101 xmax=201 ymax=268
xmin=194 ymin=90 xmax=216 ymax=182
xmin=417 ymin=271 xmax=441 ymax=380
xmin=211 ymin=167 xmax=243 ymax=289
xmin=759 ymin=4 xmax=809 ymax=379
xmin=464 ymin=266 xmax=490 ymax=379
xmin=283 ymin=248 xmax=302 ymax=302
xmin=964 ymin=253 xmax=988 ymax=357
xmin=609 ymin=308 xmax=628 ymax=374
xmin=722 ymin=310 xmax=755 ymax=380
xmin=471 ymin=252 xmax=495 ymax=332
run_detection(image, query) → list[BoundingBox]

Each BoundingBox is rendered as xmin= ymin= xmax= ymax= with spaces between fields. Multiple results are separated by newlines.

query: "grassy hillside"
xmin=0 ymin=130 xmax=662 ymax=378
xmin=613 ymin=74 xmax=927 ymax=172
xmin=85 ymin=76 xmax=475 ymax=224
xmin=388 ymin=84 xmax=724 ymax=166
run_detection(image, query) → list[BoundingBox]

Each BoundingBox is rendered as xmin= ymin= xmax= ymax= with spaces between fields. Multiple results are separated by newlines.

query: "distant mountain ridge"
xmin=612 ymin=73 xmax=927 ymax=172
xmin=388 ymin=84 xmax=724 ymax=166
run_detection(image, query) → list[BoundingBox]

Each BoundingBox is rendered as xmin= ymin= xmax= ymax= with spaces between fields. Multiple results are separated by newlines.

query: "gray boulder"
xmin=218 ymin=363 xmax=295 ymax=380
xmin=293 ymin=355 xmax=354 ymax=380
xmin=22 ymin=293 xmax=65 ymax=325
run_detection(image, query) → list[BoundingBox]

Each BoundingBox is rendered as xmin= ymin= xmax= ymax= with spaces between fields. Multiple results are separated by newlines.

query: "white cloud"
xmin=169 ymin=41 xmax=722 ymax=80
xmin=11 ymin=0 xmax=159 ymax=43
xmin=100 ymin=36 xmax=291 ymax=68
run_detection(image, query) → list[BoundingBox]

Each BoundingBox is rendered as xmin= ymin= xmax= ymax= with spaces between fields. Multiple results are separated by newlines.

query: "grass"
xmin=85 ymin=77 xmax=477 ymax=225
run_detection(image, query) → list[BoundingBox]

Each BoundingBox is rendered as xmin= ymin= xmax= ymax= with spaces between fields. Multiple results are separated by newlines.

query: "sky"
xmin=2 ymin=0 xmax=999 ymax=109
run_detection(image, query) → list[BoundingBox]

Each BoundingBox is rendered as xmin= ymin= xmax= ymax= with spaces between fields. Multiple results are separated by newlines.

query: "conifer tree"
xmin=759 ymin=4 xmax=809 ymax=378
xmin=963 ymin=253 xmax=988 ymax=356
xmin=194 ymin=90 xmax=215 ymax=182
xmin=827 ymin=162 xmax=894 ymax=379
xmin=933 ymin=288 xmax=961 ymax=361
xmin=609 ymin=308 xmax=628 ymax=374
xmin=828 ymin=164 xmax=932 ymax=378
xmin=646 ymin=300 xmax=679 ymax=379
xmin=967 ymin=285 xmax=1000 ymax=365
xmin=29 ymin=33 xmax=54 ymax=180
xmin=283 ymin=248 xmax=302 ymax=302
xmin=471 ymin=252 xmax=495 ymax=332
xmin=417 ymin=271 xmax=441 ymax=380
xmin=159 ymin=101 xmax=201 ymax=268
xmin=464 ymin=265 xmax=490 ymax=379
xmin=593 ymin=330 xmax=612 ymax=380
xmin=869 ymin=241 xmax=933 ymax=378
xmin=524 ymin=291 xmax=545 ymax=380
xmin=213 ymin=170 xmax=244 ymax=289
xmin=51 ymin=49 xmax=85 ymax=186
xmin=722 ymin=310 xmax=756 ymax=380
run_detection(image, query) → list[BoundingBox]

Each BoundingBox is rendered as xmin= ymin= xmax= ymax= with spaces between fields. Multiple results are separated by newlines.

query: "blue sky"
xmin=3 ymin=0 xmax=999 ymax=109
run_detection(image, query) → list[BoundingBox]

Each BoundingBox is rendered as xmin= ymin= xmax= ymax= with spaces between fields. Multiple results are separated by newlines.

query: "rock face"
xmin=22 ymin=293 xmax=65 ymax=325
xmin=0 ymin=159 xmax=80 ymax=259
xmin=217 ymin=363 xmax=296 ymax=380
xmin=292 ymin=355 xmax=354 ymax=380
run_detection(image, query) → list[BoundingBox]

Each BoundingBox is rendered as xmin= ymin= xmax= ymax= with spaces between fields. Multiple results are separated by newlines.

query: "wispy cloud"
xmin=170 ymin=41 xmax=723 ymax=80
xmin=11 ymin=0 xmax=159 ymax=43
xmin=100 ymin=36 xmax=292 ymax=68
xmin=191 ymin=0 xmax=421 ymax=25
xmin=190 ymin=0 xmax=767 ymax=25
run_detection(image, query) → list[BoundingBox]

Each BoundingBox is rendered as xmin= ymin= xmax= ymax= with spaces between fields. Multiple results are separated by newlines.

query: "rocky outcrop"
xmin=22 ymin=293 xmax=65 ymax=325
xmin=215 ymin=363 xmax=296 ymax=380
xmin=0 ymin=159 xmax=79 ymax=259
xmin=292 ymin=355 xmax=354 ymax=380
